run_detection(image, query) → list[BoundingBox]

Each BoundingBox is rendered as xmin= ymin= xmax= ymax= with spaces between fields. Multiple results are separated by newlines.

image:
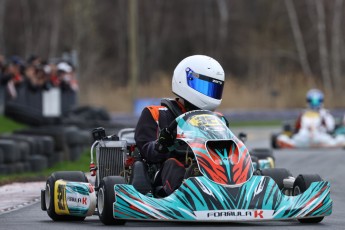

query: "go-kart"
xmin=271 ymin=110 xmax=345 ymax=149
xmin=41 ymin=110 xmax=332 ymax=225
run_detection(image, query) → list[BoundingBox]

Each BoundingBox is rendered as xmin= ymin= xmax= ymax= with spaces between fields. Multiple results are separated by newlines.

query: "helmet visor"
xmin=307 ymin=97 xmax=323 ymax=109
xmin=186 ymin=68 xmax=224 ymax=100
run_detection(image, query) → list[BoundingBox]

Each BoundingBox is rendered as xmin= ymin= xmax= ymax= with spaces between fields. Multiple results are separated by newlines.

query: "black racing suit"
xmin=135 ymin=99 xmax=186 ymax=196
xmin=134 ymin=98 xmax=228 ymax=196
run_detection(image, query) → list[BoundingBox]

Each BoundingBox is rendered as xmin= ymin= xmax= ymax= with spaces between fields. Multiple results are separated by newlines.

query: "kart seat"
xmin=129 ymin=160 xmax=152 ymax=195
xmin=184 ymin=162 xmax=202 ymax=179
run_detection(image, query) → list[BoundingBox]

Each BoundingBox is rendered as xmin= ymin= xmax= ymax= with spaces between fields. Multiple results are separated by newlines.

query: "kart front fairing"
xmin=113 ymin=110 xmax=332 ymax=221
xmin=114 ymin=176 xmax=331 ymax=221
xmin=173 ymin=110 xmax=253 ymax=186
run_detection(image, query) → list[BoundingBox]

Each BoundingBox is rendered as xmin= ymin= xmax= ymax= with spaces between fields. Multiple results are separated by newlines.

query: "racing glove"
xmin=155 ymin=128 xmax=175 ymax=153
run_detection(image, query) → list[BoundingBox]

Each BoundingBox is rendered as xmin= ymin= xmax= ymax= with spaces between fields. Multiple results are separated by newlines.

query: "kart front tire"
xmin=293 ymin=174 xmax=324 ymax=223
xmin=255 ymin=168 xmax=292 ymax=190
xmin=46 ymin=171 xmax=88 ymax=221
xmin=271 ymin=134 xmax=280 ymax=149
xmin=98 ymin=176 xmax=126 ymax=225
xmin=250 ymin=155 xmax=259 ymax=170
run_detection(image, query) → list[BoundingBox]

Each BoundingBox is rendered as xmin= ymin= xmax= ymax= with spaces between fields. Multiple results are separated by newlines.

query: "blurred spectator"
xmin=0 ymin=54 xmax=79 ymax=122
xmin=0 ymin=54 xmax=5 ymax=72
xmin=24 ymin=56 xmax=52 ymax=91
xmin=27 ymin=54 xmax=41 ymax=66
xmin=46 ymin=62 xmax=59 ymax=87
xmin=0 ymin=56 xmax=25 ymax=99
xmin=57 ymin=62 xmax=78 ymax=91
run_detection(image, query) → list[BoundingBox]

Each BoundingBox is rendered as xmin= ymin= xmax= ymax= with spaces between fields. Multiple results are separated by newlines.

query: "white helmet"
xmin=172 ymin=55 xmax=225 ymax=111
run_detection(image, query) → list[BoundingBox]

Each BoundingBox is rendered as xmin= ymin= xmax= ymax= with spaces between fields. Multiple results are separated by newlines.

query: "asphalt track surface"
xmin=0 ymin=127 xmax=344 ymax=229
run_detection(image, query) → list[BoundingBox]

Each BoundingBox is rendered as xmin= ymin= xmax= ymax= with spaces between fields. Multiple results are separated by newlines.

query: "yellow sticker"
xmin=54 ymin=180 xmax=70 ymax=215
xmin=189 ymin=114 xmax=223 ymax=127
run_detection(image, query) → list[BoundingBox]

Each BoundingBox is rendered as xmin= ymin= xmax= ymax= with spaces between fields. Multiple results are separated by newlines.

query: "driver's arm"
xmin=134 ymin=107 xmax=170 ymax=163
xmin=320 ymin=109 xmax=335 ymax=132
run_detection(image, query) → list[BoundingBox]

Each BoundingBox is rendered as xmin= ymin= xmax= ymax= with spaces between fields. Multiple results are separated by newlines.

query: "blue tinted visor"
xmin=307 ymin=97 xmax=323 ymax=109
xmin=186 ymin=68 xmax=224 ymax=100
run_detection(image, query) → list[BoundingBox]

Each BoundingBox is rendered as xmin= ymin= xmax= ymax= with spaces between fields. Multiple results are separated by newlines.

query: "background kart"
xmin=41 ymin=110 xmax=332 ymax=225
xmin=271 ymin=113 xmax=345 ymax=149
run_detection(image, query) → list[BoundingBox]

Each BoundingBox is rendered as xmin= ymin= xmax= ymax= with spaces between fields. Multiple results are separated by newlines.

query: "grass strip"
xmin=0 ymin=115 xmax=26 ymax=133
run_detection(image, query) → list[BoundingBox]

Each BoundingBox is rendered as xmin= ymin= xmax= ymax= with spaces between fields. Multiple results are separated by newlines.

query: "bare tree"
xmin=129 ymin=0 xmax=139 ymax=107
xmin=0 ymin=0 xmax=6 ymax=54
xmin=20 ymin=0 xmax=33 ymax=58
xmin=315 ymin=0 xmax=332 ymax=95
xmin=331 ymin=0 xmax=344 ymax=95
xmin=284 ymin=0 xmax=313 ymax=87
xmin=49 ymin=0 xmax=61 ymax=59
xmin=216 ymin=0 xmax=229 ymax=57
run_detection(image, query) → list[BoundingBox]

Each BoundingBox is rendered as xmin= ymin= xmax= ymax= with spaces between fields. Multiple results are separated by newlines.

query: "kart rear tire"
xmin=293 ymin=174 xmax=324 ymax=223
xmin=255 ymin=168 xmax=292 ymax=190
xmin=45 ymin=171 xmax=88 ymax=221
xmin=98 ymin=176 xmax=126 ymax=225
xmin=271 ymin=133 xmax=280 ymax=149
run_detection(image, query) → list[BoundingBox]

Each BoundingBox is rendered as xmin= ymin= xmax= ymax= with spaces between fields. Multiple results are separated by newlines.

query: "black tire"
xmin=48 ymin=151 xmax=64 ymax=167
xmin=65 ymin=126 xmax=83 ymax=146
xmin=255 ymin=168 xmax=292 ymax=190
xmin=15 ymin=127 xmax=66 ymax=151
xmin=18 ymin=142 xmax=30 ymax=162
xmin=13 ymin=162 xmax=25 ymax=173
xmin=271 ymin=133 xmax=280 ymax=149
xmin=98 ymin=176 xmax=126 ymax=225
xmin=250 ymin=148 xmax=275 ymax=160
xmin=0 ymin=164 xmax=8 ymax=174
xmin=23 ymin=162 xmax=31 ymax=172
xmin=1 ymin=135 xmax=37 ymax=157
xmin=29 ymin=155 xmax=48 ymax=172
xmin=37 ymin=136 xmax=55 ymax=156
xmin=69 ymin=145 xmax=83 ymax=161
xmin=0 ymin=148 xmax=4 ymax=164
xmin=45 ymin=171 xmax=88 ymax=221
xmin=6 ymin=163 xmax=17 ymax=174
xmin=250 ymin=155 xmax=259 ymax=170
xmin=293 ymin=174 xmax=324 ymax=223
xmin=0 ymin=139 xmax=20 ymax=163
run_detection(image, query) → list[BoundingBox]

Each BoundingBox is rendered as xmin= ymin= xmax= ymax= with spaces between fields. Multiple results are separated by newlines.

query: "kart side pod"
xmin=41 ymin=179 xmax=97 ymax=218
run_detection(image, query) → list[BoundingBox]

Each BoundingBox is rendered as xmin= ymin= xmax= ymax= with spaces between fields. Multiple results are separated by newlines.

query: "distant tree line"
xmin=0 ymin=0 xmax=344 ymax=100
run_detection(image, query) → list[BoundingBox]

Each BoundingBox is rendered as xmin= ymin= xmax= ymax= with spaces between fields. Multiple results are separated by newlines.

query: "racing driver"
xmin=134 ymin=55 xmax=227 ymax=196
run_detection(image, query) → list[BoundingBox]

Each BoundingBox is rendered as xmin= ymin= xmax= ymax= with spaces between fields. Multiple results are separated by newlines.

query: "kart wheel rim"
xmin=98 ymin=188 xmax=104 ymax=214
xmin=294 ymin=186 xmax=301 ymax=196
xmin=267 ymin=157 xmax=275 ymax=168
xmin=45 ymin=184 xmax=51 ymax=209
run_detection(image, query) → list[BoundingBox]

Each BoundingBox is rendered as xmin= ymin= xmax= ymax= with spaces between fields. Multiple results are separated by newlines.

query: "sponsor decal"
xmin=54 ymin=180 xmax=70 ymax=215
xmin=188 ymin=114 xmax=225 ymax=130
xmin=67 ymin=196 xmax=88 ymax=205
xmin=57 ymin=184 xmax=66 ymax=210
xmin=194 ymin=209 xmax=274 ymax=220
xmin=212 ymin=79 xmax=223 ymax=85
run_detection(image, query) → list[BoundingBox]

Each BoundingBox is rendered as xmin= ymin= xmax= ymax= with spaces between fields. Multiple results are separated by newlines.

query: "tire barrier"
xmin=0 ymin=124 xmax=92 ymax=175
